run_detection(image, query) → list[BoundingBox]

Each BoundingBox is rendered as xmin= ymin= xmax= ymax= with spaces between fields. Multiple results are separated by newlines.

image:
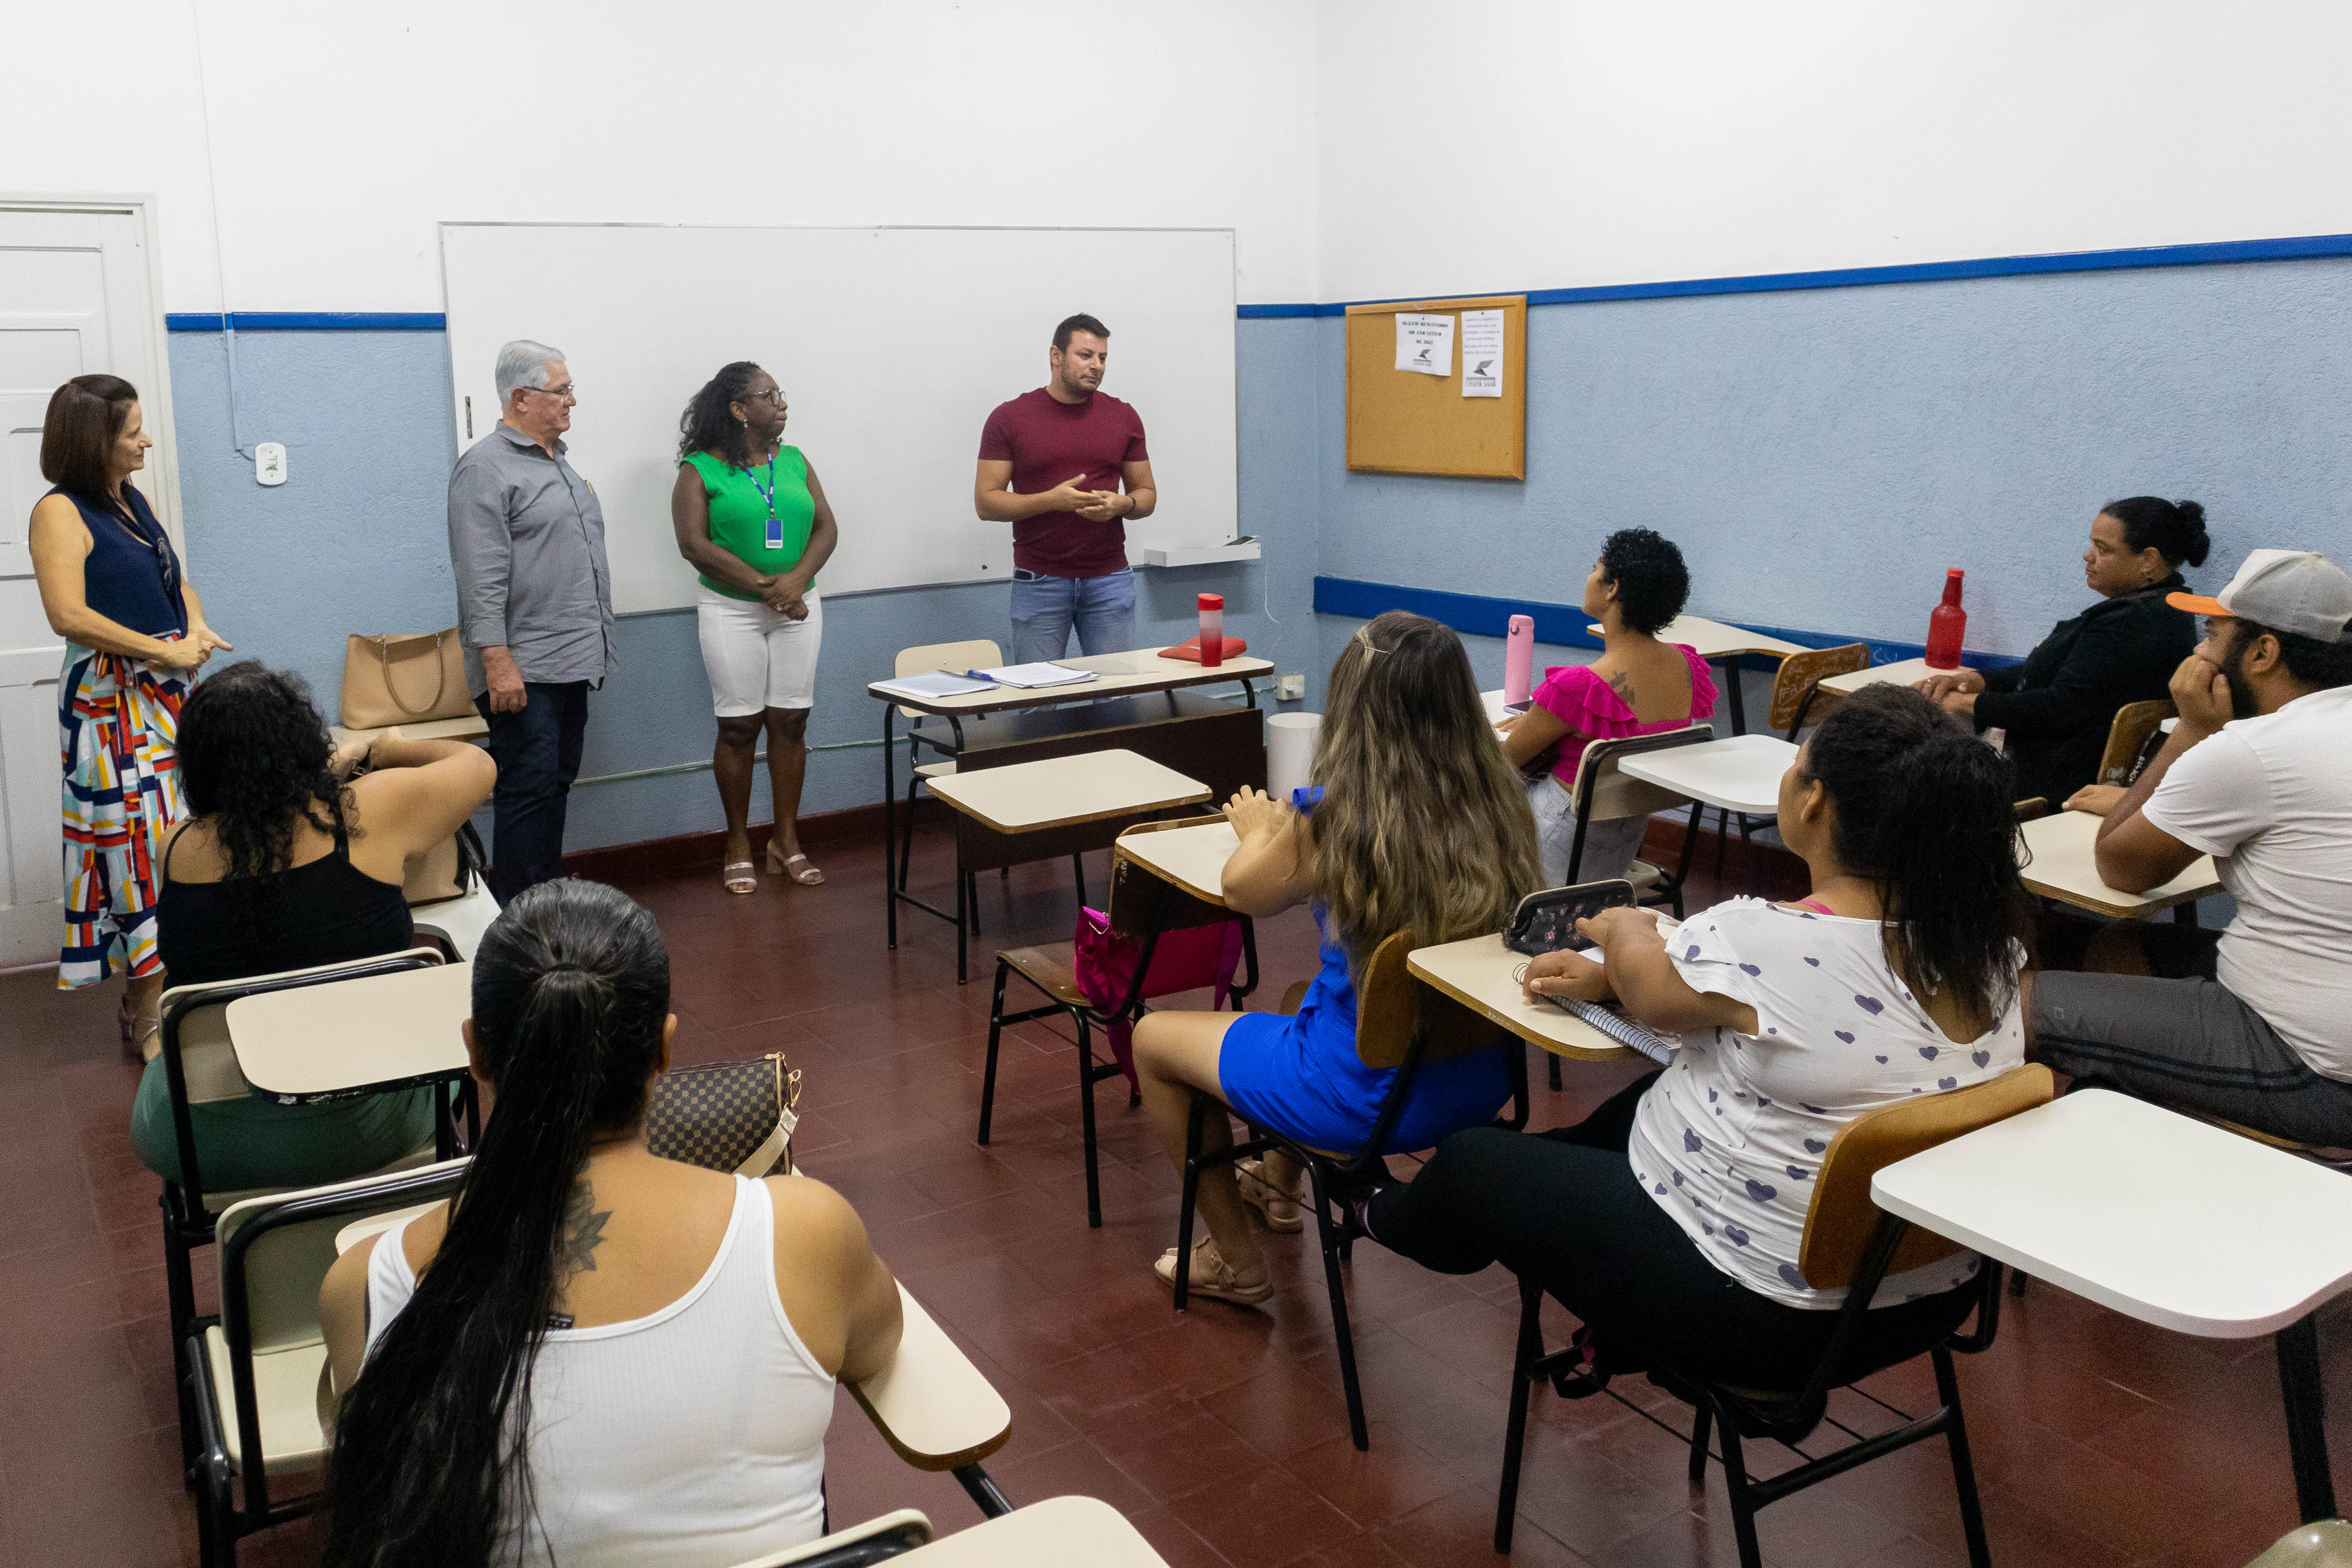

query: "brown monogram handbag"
xmin=644 ymin=1053 xmax=802 ymax=1177
xmin=340 ymin=629 xmax=474 ymax=729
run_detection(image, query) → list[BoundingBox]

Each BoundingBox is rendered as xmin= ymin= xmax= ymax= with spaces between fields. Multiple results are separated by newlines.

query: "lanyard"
xmin=741 ymin=452 xmax=782 ymax=551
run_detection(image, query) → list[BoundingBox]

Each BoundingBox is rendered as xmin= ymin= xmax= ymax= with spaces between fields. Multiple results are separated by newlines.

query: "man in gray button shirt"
xmin=447 ymin=338 xmax=615 ymax=901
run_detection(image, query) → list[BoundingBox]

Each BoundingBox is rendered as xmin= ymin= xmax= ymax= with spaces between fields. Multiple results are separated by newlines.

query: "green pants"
xmin=130 ymin=1053 xmax=440 ymax=1192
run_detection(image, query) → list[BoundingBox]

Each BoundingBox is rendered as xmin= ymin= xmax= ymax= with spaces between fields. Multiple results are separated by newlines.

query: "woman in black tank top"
xmin=131 ymin=664 xmax=497 ymax=1190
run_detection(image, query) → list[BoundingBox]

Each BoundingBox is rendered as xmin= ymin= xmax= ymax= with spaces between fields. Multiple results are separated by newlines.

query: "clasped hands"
xmin=1037 ymin=472 xmax=1132 ymax=522
xmin=1520 ymin=906 xmax=1673 ymax=1004
xmin=1222 ymin=784 xmax=1293 ymax=841
xmin=757 ymin=573 xmax=812 ymax=619
xmin=1912 ymin=666 xmax=1983 ymax=716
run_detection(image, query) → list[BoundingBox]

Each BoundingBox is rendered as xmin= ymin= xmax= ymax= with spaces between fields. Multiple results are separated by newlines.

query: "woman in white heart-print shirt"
xmin=1362 ymin=685 xmax=2028 ymax=1391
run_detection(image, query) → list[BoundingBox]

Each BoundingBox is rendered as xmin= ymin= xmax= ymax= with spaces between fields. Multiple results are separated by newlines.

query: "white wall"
xmin=1 ymin=0 xmax=1321 ymax=311
xmin=1316 ymin=0 xmax=2352 ymax=301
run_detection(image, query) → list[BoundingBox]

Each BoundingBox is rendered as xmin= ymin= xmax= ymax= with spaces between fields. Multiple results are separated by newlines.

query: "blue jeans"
xmin=1009 ymin=568 xmax=1136 ymax=663
xmin=475 ymin=679 xmax=589 ymax=903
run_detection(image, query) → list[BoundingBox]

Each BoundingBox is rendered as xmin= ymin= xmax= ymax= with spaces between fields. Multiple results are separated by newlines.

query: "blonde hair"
xmin=1310 ymin=613 xmax=1540 ymax=976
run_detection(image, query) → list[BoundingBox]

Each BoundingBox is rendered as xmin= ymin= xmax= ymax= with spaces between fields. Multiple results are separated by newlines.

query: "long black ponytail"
xmin=1797 ymin=684 xmax=2031 ymax=1030
xmin=323 ymin=879 xmax=671 ymax=1568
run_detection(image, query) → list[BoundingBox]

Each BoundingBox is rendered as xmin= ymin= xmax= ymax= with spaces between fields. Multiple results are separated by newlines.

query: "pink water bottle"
xmin=1198 ymin=593 xmax=1224 ymax=668
xmin=1503 ymin=614 xmax=1535 ymax=705
xmin=1925 ymin=569 xmax=1967 ymax=669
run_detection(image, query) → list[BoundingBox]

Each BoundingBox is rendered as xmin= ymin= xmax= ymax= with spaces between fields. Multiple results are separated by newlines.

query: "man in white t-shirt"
xmin=2033 ymin=549 xmax=2352 ymax=1145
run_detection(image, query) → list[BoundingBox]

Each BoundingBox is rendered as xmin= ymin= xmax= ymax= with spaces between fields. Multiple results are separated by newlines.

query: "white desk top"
xmin=869 ymin=647 xmax=1274 ymax=717
xmin=2018 ymin=809 xmax=2220 ymax=918
xmin=1113 ymin=818 xmax=1239 ymax=907
xmin=923 ymin=749 xmax=1208 ymax=834
xmin=1873 ymin=1089 xmax=2352 ymax=1339
xmin=1614 ymin=733 xmax=1798 ymax=815
xmin=898 ymin=1496 xmax=1167 ymax=1567
xmin=846 ymin=1286 xmax=1013 ymax=1471
xmin=1816 ymin=656 xmax=1948 ymax=696
xmin=1583 ymin=615 xmax=1808 ymax=661
xmin=328 ymin=713 xmax=490 ymax=746
xmin=225 ymin=960 xmax=473 ymax=1101
xmin=1407 ymin=934 xmax=1632 ymax=1062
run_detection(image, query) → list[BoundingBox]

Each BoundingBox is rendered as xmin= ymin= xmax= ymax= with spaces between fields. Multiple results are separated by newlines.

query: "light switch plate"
xmin=255 ymin=442 xmax=287 ymax=486
xmin=1277 ymin=673 xmax=1305 ymax=701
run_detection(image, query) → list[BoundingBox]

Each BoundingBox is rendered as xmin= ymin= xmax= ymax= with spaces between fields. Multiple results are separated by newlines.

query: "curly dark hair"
xmin=676 ymin=361 xmax=767 ymax=466
xmin=1797 ymin=684 xmax=2031 ymax=1029
xmin=1598 ymin=528 xmax=1691 ymax=636
xmin=175 ymin=662 xmax=352 ymax=885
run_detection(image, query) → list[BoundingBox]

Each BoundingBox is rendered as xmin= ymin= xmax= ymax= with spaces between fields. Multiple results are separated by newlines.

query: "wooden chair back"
xmin=1106 ymin=816 xmax=1233 ymax=938
xmin=894 ymin=639 xmax=1004 ymax=720
xmin=2099 ymin=699 xmax=2175 ymax=785
xmin=1353 ymin=929 xmax=1507 ymax=1071
xmin=1767 ymin=643 xmax=1869 ymax=734
xmin=1796 ymin=1063 xmax=2054 ymax=1289
xmin=1568 ymin=724 xmax=1711 ymax=823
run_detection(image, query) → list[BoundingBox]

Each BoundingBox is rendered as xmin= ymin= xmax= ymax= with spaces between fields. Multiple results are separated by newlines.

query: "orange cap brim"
xmin=2167 ymin=590 xmax=2229 ymax=617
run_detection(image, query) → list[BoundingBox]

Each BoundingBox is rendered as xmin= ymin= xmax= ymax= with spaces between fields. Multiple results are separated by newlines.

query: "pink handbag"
xmin=1072 ymin=907 xmax=1246 ymax=1089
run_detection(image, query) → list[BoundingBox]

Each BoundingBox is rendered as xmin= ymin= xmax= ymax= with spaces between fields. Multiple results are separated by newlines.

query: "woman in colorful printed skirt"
xmin=29 ymin=374 xmax=231 ymax=1053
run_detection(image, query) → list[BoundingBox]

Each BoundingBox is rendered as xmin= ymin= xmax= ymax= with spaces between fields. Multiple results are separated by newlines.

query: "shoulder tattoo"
xmin=559 ymin=1179 xmax=612 ymax=1278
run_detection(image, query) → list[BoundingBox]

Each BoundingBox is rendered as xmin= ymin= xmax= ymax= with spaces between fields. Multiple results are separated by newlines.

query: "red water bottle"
xmin=1925 ymin=569 xmax=1967 ymax=669
xmin=1197 ymin=593 xmax=1224 ymax=668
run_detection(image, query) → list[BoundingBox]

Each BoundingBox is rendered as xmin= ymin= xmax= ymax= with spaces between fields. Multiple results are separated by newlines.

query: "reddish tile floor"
xmin=4 ymin=819 xmax=2350 ymax=1567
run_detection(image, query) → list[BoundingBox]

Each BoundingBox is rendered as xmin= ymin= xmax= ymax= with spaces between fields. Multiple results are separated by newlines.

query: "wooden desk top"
xmin=1614 ymin=734 xmax=1799 ymax=816
xmin=328 ymin=713 xmax=490 ymax=747
xmin=924 ymin=749 xmax=1209 ymax=834
xmin=1583 ymin=615 xmax=1808 ymax=661
xmin=225 ymin=960 xmax=473 ymax=1101
xmin=1874 ymin=1089 xmax=2352 ymax=1339
xmin=898 ymin=1496 xmax=1168 ymax=1566
xmin=1408 ymin=934 xmax=1632 ymax=1062
xmin=1113 ymin=818 xmax=1239 ymax=907
xmin=2018 ymin=808 xmax=2221 ymax=918
xmin=871 ymin=647 xmax=1274 ymax=717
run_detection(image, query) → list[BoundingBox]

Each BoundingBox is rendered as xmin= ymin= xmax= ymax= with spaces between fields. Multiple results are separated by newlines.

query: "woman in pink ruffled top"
xmin=1496 ymin=529 xmax=1718 ymax=886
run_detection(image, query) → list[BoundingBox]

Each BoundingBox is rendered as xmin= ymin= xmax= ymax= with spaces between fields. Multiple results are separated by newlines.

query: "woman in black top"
xmin=1916 ymin=497 xmax=2207 ymax=805
xmin=133 ymin=663 xmax=496 ymax=1189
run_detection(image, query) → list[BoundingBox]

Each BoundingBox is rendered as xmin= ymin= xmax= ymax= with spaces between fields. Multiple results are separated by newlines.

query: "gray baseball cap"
xmin=2170 ymin=549 xmax=2352 ymax=643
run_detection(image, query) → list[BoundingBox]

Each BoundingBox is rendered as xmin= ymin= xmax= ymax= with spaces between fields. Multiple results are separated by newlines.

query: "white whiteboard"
xmin=439 ymin=225 xmax=1237 ymax=614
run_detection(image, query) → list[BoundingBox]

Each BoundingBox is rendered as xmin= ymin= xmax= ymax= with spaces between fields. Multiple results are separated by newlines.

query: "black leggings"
xmin=1366 ymin=1074 xmax=1975 ymax=1391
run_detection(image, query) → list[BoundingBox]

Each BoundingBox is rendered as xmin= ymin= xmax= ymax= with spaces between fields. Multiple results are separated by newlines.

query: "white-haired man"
xmin=446 ymin=339 xmax=615 ymax=901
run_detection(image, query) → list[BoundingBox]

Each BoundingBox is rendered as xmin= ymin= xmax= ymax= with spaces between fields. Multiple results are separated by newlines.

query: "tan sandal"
xmin=1236 ymin=1157 xmax=1304 ymax=1233
xmin=1154 ymin=1238 xmax=1273 ymax=1304
xmin=721 ymin=860 xmax=758 ymax=896
xmin=766 ymin=845 xmax=824 ymax=886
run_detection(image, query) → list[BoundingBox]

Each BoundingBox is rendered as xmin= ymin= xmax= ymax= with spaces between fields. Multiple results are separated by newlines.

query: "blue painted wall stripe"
xmin=1249 ymin=229 xmax=2352 ymax=318
xmin=1312 ymin=575 xmax=2022 ymax=673
xmin=159 ymin=231 xmax=2352 ymax=331
xmin=165 ymin=312 xmax=448 ymax=332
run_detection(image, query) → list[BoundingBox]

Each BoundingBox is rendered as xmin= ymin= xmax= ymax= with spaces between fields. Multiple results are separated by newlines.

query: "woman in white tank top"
xmin=318 ymin=881 xmax=902 ymax=1568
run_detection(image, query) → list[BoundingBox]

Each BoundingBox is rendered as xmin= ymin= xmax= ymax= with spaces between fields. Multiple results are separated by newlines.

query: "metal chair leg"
xmin=1071 ymin=853 xmax=1087 ymax=910
xmin=1713 ymin=1404 xmax=1767 ymax=1568
xmin=967 ymin=871 xmax=981 ymax=935
xmin=1172 ymin=1096 xmax=1205 ymax=1311
xmin=1308 ymin=1164 xmax=1370 ymax=1450
xmin=897 ymin=775 xmax=922 ymax=892
xmin=1077 ymin=1016 xmax=1103 ymax=1228
xmin=1495 ymin=1277 xmax=1543 ymax=1552
xmin=1934 ymin=1345 xmax=1994 ymax=1567
xmin=1688 ymin=1402 xmax=1713 ymax=1483
xmin=977 ymin=961 xmax=1008 ymax=1145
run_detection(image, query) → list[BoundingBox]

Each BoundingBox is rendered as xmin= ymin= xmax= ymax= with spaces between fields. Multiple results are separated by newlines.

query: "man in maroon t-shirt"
xmin=974 ymin=313 xmax=1158 ymax=662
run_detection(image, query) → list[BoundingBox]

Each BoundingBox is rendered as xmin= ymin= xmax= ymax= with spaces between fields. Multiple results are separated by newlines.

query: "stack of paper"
xmin=969 ymin=663 xmax=1098 ymax=689
xmin=871 ymin=671 xmax=994 ymax=702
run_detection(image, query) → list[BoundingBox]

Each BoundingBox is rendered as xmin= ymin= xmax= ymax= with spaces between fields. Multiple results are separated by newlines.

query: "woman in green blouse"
xmin=671 ymin=362 xmax=841 ymax=894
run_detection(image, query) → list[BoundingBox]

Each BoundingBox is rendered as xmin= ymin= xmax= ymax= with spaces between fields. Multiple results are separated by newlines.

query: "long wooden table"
xmin=872 ymin=648 xmax=1271 ymax=956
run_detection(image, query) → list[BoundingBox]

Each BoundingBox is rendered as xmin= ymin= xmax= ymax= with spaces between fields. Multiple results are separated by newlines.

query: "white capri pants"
xmin=696 ymin=585 xmax=823 ymax=716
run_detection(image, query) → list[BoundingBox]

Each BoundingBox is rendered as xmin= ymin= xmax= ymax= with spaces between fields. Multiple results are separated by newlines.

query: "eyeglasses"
xmin=740 ymin=388 xmax=787 ymax=408
xmin=523 ymin=383 xmax=577 ymax=400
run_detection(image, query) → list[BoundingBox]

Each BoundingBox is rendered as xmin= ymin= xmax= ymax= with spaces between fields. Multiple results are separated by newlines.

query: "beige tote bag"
xmin=340 ymin=630 xmax=473 ymax=729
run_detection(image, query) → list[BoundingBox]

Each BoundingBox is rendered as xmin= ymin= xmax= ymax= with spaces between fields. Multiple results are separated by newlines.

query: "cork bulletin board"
xmin=1344 ymin=293 xmax=1527 ymax=478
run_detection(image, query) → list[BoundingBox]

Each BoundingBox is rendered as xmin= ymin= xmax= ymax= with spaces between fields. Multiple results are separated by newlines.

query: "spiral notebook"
xmin=1544 ymin=996 xmax=1679 ymax=1066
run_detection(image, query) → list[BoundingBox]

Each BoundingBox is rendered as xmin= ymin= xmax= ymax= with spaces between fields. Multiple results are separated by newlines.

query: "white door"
xmin=0 ymin=204 xmax=176 ymax=970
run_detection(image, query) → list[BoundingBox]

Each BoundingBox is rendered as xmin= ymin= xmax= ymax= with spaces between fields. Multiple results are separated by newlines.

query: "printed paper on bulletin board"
xmin=1345 ymin=294 xmax=1526 ymax=478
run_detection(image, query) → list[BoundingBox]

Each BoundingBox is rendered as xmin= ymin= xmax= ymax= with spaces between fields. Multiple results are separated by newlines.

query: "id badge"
xmin=766 ymin=514 xmax=784 ymax=552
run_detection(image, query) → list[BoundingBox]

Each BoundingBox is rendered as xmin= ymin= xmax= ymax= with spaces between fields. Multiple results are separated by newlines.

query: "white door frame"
xmin=0 ymin=191 xmax=183 ymax=545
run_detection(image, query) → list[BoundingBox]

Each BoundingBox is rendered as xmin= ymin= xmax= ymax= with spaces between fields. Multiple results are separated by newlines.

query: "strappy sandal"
xmin=1154 ymin=1238 xmax=1274 ymax=1304
xmin=1236 ymin=1157 xmax=1304 ymax=1233
xmin=766 ymin=844 xmax=824 ymax=886
xmin=721 ymin=860 xmax=758 ymax=896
